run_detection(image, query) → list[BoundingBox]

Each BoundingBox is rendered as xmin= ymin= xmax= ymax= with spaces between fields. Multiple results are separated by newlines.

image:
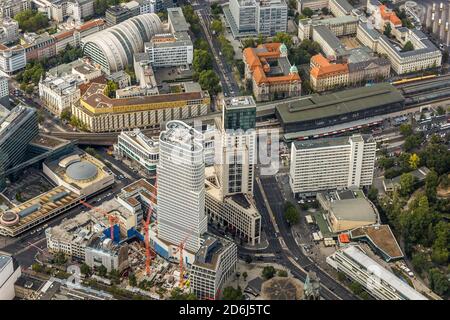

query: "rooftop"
xmin=329 ymin=198 xmax=377 ymax=222
xmin=276 ymin=83 xmax=404 ymax=124
xmin=350 ymin=225 xmax=404 ymax=261
xmin=80 ymin=83 xmax=209 ymax=113
xmin=160 ymin=120 xmax=204 ymax=153
xmin=293 ymin=134 xmax=373 ymax=150
xmin=341 ymin=246 xmax=427 ymax=300
xmin=167 ymin=7 xmax=189 ymax=32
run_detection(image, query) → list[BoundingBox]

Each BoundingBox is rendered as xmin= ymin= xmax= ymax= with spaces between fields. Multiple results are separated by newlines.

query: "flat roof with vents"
xmin=276 ymin=83 xmax=405 ymax=125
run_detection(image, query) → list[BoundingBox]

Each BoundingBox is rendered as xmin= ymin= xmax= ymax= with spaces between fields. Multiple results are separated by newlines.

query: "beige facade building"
xmin=357 ymin=22 xmax=442 ymax=75
xmin=243 ymin=42 xmax=301 ymax=102
xmin=72 ymin=82 xmax=210 ymax=132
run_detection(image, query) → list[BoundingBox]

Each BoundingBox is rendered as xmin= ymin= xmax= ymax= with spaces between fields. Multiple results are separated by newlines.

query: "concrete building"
xmin=0 ymin=252 xmax=21 ymax=300
xmin=205 ymin=167 xmax=262 ymax=245
xmin=105 ymin=4 xmax=138 ymax=27
xmin=43 ymin=150 xmax=115 ymax=197
xmin=289 ymin=134 xmax=376 ymax=195
xmin=144 ymin=31 xmax=193 ymax=68
xmin=276 ymin=83 xmax=405 ymax=133
xmin=167 ymin=7 xmax=189 ymax=33
xmin=72 ymin=82 xmax=210 ymax=132
xmin=215 ymin=96 xmax=256 ymax=197
xmin=0 ymin=105 xmax=38 ymax=177
xmin=82 ymin=13 xmax=163 ymax=74
xmin=243 ymin=42 xmax=301 ymax=102
xmin=0 ymin=18 xmax=19 ymax=45
xmin=329 ymin=0 xmax=353 ymax=17
xmin=0 ymin=44 xmax=26 ymax=75
xmin=85 ymin=236 xmax=129 ymax=272
xmin=310 ymin=52 xmax=390 ymax=92
xmin=357 ymin=22 xmax=442 ymax=74
xmin=316 ymin=190 xmax=378 ymax=233
xmin=0 ymin=76 xmax=9 ymax=108
xmin=39 ymin=73 xmax=83 ymax=116
xmin=114 ymin=129 xmax=159 ymax=173
xmin=297 ymin=0 xmax=329 ymax=12
xmin=326 ymin=245 xmax=427 ymax=300
xmin=0 ymin=0 xmax=31 ymax=18
xmin=45 ymin=212 xmax=96 ymax=260
xmin=190 ymin=235 xmax=237 ymax=300
xmin=33 ymin=0 xmax=95 ymax=23
xmin=224 ymin=0 xmax=288 ymax=38
xmin=298 ymin=15 xmax=359 ymax=41
xmin=157 ymin=120 xmax=208 ymax=254
xmin=312 ymin=24 xmax=347 ymax=60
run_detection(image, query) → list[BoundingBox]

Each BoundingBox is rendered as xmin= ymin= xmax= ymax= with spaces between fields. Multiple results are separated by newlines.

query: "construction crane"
xmin=80 ymin=199 xmax=119 ymax=242
xmin=143 ymin=176 xmax=157 ymax=276
xmin=175 ymin=226 xmax=197 ymax=288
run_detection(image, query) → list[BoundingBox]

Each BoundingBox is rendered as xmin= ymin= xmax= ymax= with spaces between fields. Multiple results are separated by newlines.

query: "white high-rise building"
xmin=289 ymin=134 xmax=376 ymax=195
xmin=0 ymin=252 xmax=21 ymax=300
xmin=0 ymin=76 xmax=8 ymax=106
xmin=157 ymin=120 xmax=207 ymax=253
xmin=0 ymin=18 xmax=19 ymax=45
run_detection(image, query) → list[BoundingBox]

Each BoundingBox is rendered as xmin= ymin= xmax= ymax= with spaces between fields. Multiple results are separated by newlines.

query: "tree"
xmin=32 ymin=263 xmax=43 ymax=273
xmin=211 ymin=2 xmax=223 ymax=15
xmin=284 ymin=205 xmax=299 ymax=225
xmin=14 ymin=10 xmax=49 ymax=33
xmin=211 ymin=19 xmax=223 ymax=34
xmin=277 ymin=270 xmax=288 ymax=277
xmin=378 ymin=156 xmax=395 ymax=170
xmin=349 ymin=281 xmax=364 ymax=295
xmin=53 ymin=251 xmax=67 ymax=265
xmin=272 ymin=32 xmax=293 ymax=49
xmin=404 ymin=134 xmax=422 ymax=151
xmin=222 ymin=286 xmax=244 ymax=300
xmin=169 ymin=287 xmax=197 ymax=300
xmin=198 ymin=70 xmax=221 ymax=95
xmin=244 ymin=255 xmax=252 ymax=264
xmin=399 ymin=173 xmax=416 ymax=196
xmin=235 ymin=60 xmax=245 ymax=77
xmin=80 ymin=263 xmax=91 ymax=276
xmin=242 ymin=38 xmax=256 ymax=49
xmin=368 ymin=186 xmax=379 ymax=202
xmin=104 ymin=80 xmax=118 ymax=98
xmin=242 ymin=272 xmax=248 ymax=281
xmin=321 ymin=7 xmax=330 ymax=15
xmin=60 ymin=109 xmax=71 ymax=122
xmin=128 ymin=273 xmax=137 ymax=287
xmin=431 ymin=221 xmax=449 ymax=265
xmin=425 ymin=170 xmax=439 ymax=202
xmin=193 ymin=49 xmax=213 ymax=74
xmin=411 ymin=252 xmax=429 ymax=275
xmin=301 ymin=7 xmax=314 ymax=18
xmin=399 ymin=123 xmax=413 ymax=137
xmin=262 ymin=266 xmax=276 ymax=280
xmin=97 ymin=265 xmax=107 ymax=277
xmin=109 ymin=269 xmax=121 ymax=284
xmin=194 ymin=38 xmax=209 ymax=51
xmin=409 ymin=153 xmax=420 ymax=170
xmin=402 ymin=41 xmax=414 ymax=52
xmin=428 ymin=268 xmax=449 ymax=297
xmin=383 ymin=23 xmax=392 ymax=37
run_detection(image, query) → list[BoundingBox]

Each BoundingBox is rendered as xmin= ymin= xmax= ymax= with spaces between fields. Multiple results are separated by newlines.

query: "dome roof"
xmin=66 ymin=161 xmax=98 ymax=181
xmin=279 ymin=43 xmax=288 ymax=54
xmin=290 ymin=65 xmax=298 ymax=73
xmin=1 ymin=211 xmax=19 ymax=226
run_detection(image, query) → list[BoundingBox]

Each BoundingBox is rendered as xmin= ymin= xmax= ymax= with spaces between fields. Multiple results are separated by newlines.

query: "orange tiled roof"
xmin=243 ymin=43 xmax=301 ymax=85
xmin=310 ymin=54 xmax=348 ymax=79
xmin=54 ymin=30 xmax=74 ymax=40
xmin=77 ymin=19 xmax=105 ymax=32
xmin=379 ymin=5 xmax=402 ymax=26
xmin=311 ymin=54 xmax=331 ymax=68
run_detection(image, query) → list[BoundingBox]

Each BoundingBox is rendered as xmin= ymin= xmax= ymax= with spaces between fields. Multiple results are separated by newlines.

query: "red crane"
xmin=174 ymin=226 xmax=197 ymax=288
xmin=80 ymin=200 xmax=119 ymax=242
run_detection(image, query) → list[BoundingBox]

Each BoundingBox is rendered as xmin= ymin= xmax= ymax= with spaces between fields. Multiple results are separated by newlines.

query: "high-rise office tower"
xmin=156 ymin=120 xmax=207 ymax=253
xmin=215 ymin=96 xmax=257 ymax=198
xmin=0 ymin=105 xmax=38 ymax=179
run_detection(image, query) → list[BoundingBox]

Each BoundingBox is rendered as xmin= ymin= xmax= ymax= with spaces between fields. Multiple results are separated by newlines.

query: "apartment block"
xmin=289 ymin=134 xmax=376 ymax=195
